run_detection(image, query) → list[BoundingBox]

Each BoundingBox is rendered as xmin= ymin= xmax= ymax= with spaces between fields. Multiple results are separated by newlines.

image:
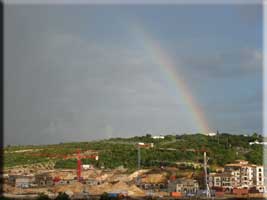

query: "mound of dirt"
xmin=128 ymin=169 xmax=150 ymax=180
xmin=52 ymin=182 xmax=84 ymax=194
xmin=141 ymin=174 xmax=166 ymax=184
xmin=110 ymin=181 xmax=129 ymax=191
xmin=128 ymin=185 xmax=146 ymax=196
xmin=3 ymin=184 xmax=14 ymax=193
xmin=87 ymin=182 xmax=109 ymax=195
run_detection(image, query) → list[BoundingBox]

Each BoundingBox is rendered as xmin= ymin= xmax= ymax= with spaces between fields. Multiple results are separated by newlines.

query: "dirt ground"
xmin=87 ymin=181 xmax=146 ymax=196
xmin=4 ymin=167 xmax=176 ymax=197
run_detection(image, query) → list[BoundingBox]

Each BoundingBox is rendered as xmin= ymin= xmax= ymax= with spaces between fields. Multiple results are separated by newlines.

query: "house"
xmin=8 ymin=175 xmax=35 ymax=188
xmin=168 ymin=178 xmax=199 ymax=194
xmin=35 ymin=172 xmax=54 ymax=187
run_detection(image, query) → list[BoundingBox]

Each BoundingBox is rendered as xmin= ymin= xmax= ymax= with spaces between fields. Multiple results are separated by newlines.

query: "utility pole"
xmin=77 ymin=149 xmax=82 ymax=182
xmin=204 ymin=151 xmax=210 ymax=198
xmin=217 ymin=130 xmax=220 ymax=144
xmin=136 ymin=143 xmax=153 ymax=185
xmin=137 ymin=145 xmax=141 ymax=170
xmin=136 ymin=144 xmax=142 ymax=186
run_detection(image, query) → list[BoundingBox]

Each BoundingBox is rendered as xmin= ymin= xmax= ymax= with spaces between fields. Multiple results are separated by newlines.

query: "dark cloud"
xmin=180 ymin=48 xmax=262 ymax=79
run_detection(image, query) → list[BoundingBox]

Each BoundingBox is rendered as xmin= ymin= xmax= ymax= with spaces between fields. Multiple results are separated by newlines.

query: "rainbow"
xmin=133 ymin=25 xmax=210 ymax=133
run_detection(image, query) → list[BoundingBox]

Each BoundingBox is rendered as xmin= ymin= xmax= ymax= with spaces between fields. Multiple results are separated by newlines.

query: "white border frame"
xmin=3 ymin=0 xmax=263 ymax=5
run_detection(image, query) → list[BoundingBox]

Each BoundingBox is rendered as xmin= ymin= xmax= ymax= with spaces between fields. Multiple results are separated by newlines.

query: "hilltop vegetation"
xmin=4 ymin=133 xmax=263 ymax=171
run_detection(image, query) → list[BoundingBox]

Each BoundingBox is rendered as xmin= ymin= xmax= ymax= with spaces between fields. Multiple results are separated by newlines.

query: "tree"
xmin=0 ymin=197 xmax=14 ymax=200
xmin=100 ymin=192 xmax=109 ymax=200
xmin=36 ymin=193 xmax=51 ymax=200
xmin=251 ymin=133 xmax=259 ymax=141
xmin=55 ymin=192 xmax=71 ymax=200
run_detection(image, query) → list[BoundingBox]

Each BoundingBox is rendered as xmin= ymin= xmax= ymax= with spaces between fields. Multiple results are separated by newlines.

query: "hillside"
xmin=4 ymin=133 xmax=263 ymax=171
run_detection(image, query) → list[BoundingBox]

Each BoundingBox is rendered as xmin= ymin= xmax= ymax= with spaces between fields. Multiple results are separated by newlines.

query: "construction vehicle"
xmin=107 ymin=190 xmax=128 ymax=199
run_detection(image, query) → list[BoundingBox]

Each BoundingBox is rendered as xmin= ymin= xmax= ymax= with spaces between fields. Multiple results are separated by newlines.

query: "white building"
xmin=82 ymin=164 xmax=94 ymax=170
xmin=253 ymin=166 xmax=264 ymax=192
xmin=201 ymin=133 xmax=217 ymax=137
xmin=249 ymin=140 xmax=267 ymax=145
xmin=208 ymin=173 xmax=222 ymax=187
xmin=209 ymin=160 xmax=265 ymax=192
xmin=152 ymin=135 xmax=165 ymax=139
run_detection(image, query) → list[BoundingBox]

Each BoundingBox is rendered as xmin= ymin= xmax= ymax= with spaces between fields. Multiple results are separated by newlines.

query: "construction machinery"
xmin=75 ymin=149 xmax=98 ymax=181
xmin=28 ymin=149 xmax=99 ymax=182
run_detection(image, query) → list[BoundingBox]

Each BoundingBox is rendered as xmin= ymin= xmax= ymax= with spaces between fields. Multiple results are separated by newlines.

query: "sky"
xmin=4 ymin=4 xmax=262 ymax=145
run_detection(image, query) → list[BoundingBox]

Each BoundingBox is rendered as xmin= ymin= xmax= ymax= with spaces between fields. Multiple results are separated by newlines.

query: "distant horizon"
xmin=4 ymin=131 xmax=263 ymax=146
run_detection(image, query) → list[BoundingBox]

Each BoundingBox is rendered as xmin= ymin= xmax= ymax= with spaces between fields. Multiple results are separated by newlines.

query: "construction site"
xmin=2 ymin=134 xmax=267 ymax=199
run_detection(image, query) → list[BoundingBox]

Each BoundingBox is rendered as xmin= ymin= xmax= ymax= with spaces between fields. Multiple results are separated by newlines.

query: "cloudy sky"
xmin=4 ymin=4 xmax=262 ymax=145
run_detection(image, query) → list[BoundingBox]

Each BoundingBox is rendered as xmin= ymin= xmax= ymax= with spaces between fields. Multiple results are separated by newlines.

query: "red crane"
xmin=75 ymin=149 xmax=98 ymax=181
xmin=27 ymin=149 xmax=99 ymax=182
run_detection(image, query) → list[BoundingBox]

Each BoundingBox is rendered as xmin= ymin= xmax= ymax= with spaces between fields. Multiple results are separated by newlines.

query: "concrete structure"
xmin=139 ymin=174 xmax=167 ymax=192
xmin=82 ymin=164 xmax=94 ymax=170
xmin=35 ymin=172 xmax=53 ymax=187
xmin=8 ymin=175 xmax=35 ymax=188
xmin=208 ymin=160 xmax=265 ymax=192
xmin=168 ymin=178 xmax=199 ymax=194
xmin=139 ymin=182 xmax=167 ymax=192
xmin=208 ymin=173 xmax=222 ymax=187
xmin=253 ymin=166 xmax=264 ymax=192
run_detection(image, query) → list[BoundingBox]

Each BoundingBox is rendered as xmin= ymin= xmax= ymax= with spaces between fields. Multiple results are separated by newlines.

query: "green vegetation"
xmin=54 ymin=192 xmax=71 ymax=200
xmin=4 ymin=133 xmax=264 ymax=170
xmin=36 ymin=193 xmax=51 ymax=200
